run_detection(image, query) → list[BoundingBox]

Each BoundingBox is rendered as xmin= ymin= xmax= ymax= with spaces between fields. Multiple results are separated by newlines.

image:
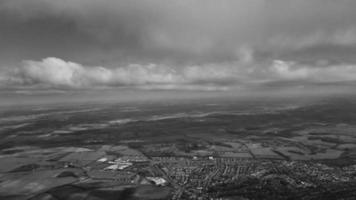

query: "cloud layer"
xmin=2 ymin=57 xmax=356 ymax=91
xmin=2 ymin=1 xmax=356 ymax=93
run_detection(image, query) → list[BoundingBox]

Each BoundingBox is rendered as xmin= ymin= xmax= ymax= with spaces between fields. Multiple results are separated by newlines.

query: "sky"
xmin=1 ymin=0 xmax=356 ymax=104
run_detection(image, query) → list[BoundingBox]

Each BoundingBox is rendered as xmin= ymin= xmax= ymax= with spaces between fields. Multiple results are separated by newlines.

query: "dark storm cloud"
xmin=2 ymin=0 xmax=356 ymax=65
xmin=2 ymin=0 xmax=356 ymax=91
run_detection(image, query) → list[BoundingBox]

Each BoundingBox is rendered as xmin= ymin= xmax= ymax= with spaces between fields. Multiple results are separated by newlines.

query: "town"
xmin=1 ymin=141 xmax=356 ymax=200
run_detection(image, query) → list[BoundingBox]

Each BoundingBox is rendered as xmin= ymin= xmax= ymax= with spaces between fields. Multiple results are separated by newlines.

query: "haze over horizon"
xmin=2 ymin=0 xmax=356 ymax=104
